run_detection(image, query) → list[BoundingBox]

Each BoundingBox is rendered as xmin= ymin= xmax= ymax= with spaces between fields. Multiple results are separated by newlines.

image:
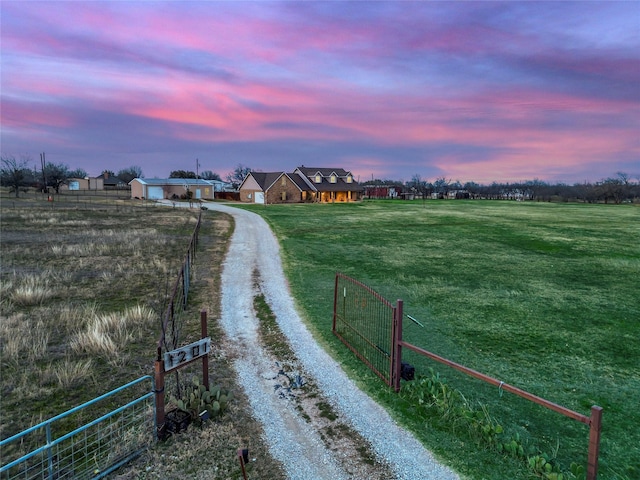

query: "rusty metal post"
xmin=154 ymin=347 xmax=166 ymax=440
xmin=332 ymin=274 xmax=339 ymax=333
xmin=587 ymin=405 xmax=603 ymax=480
xmin=201 ymin=310 xmax=209 ymax=390
xmin=237 ymin=448 xmax=249 ymax=480
xmin=392 ymin=300 xmax=403 ymax=392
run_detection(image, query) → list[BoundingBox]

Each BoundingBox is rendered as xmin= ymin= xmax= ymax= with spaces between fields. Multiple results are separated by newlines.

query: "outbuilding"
xmin=129 ymin=178 xmax=230 ymax=200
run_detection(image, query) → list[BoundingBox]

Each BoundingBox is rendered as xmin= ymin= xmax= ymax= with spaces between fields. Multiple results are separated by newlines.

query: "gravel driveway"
xmin=205 ymin=202 xmax=460 ymax=480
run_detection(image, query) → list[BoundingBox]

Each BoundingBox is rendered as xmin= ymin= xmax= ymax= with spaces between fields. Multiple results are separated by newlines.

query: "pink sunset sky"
xmin=1 ymin=1 xmax=638 ymax=184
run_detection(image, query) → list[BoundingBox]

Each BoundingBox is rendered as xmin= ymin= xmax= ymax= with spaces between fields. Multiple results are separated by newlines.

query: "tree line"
xmin=366 ymin=172 xmax=640 ymax=204
xmin=0 ymin=154 xmax=145 ymax=197
xmin=0 ymin=155 xmax=253 ymax=198
xmin=3 ymin=154 xmax=637 ymax=204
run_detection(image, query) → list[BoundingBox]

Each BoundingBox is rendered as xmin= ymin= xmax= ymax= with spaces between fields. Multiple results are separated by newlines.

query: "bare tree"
xmin=226 ymin=164 xmax=252 ymax=189
xmin=68 ymin=168 xmax=88 ymax=178
xmin=117 ymin=166 xmax=144 ymax=183
xmin=44 ymin=163 xmax=71 ymax=194
xmin=200 ymin=170 xmax=222 ymax=181
xmin=1 ymin=155 xmax=32 ymax=197
xmin=433 ymin=177 xmax=450 ymax=197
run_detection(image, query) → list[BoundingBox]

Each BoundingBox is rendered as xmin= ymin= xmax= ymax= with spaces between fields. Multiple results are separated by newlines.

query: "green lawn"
xmin=240 ymin=200 xmax=640 ymax=480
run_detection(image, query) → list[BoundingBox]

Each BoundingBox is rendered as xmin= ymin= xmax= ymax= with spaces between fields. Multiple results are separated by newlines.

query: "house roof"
xmin=243 ymin=172 xmax=307 ymax=192
xmin=98 ymin=174 xmax=126 ymax=185
xmin=248 ymin=172 xmax=285 ymax=190
xmin=294 ymin=167 xmax=362 ymax=192
xmin=313 ymin=177 xmax=363 ymax=192
xmin=240 ymin=168 xmax=363 ymax=194
xmin=296 ymin=166 xmax=352 ymax=177
xmin=289 ymin=174 xmax=309 ymax=191
xmin=130 ymin=178 xmax=230 ymax=188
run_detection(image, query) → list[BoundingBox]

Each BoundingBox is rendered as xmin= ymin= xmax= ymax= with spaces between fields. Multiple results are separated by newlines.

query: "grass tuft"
xmin=0 ymin=315 xmax=49 ymax=364
xmin=71 ymin=305 xmax=155 ymax=364
xmin=53 ymin=358 xmax=94 ymax=388
xmin=10 ymin=275 xmax=53 ymax=306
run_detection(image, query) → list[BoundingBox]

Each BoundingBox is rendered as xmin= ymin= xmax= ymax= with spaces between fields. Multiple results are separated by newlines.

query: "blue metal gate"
xmin=0 ymin=376 xmax=155 ymax=480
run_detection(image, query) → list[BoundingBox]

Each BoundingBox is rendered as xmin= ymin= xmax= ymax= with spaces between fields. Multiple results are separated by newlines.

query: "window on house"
xmin=315 ymin=174 xmax=322 ymax=183
xmin=281 ymin=191 xmax=287 ymax=201
xmin=281 ymin=177 xmax=286 ymax=186
xmin=346 ymin=175 xmax=352 ymax=183
xmin=330 ymin=175 xmax=337 ymax=183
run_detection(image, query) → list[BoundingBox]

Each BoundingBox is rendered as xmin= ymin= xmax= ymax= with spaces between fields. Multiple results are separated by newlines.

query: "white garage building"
xmin=129 ymin=178 xmax=231 ymax=201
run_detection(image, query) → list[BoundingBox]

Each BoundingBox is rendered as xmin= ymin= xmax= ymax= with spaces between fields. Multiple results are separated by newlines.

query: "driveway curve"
xmin=206 ymin=202 xmax=460 ymax=480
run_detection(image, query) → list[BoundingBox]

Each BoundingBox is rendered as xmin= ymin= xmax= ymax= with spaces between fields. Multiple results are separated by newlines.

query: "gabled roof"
xmin=296 ymin=166 xmax=352 ymax=177
xmin=294 ymin=166 xmax=362 ymax=192
xmin=243 ymin=172 xmax=306 ymax=192
xmin=248 ymin=172 xmax=284 ymax=190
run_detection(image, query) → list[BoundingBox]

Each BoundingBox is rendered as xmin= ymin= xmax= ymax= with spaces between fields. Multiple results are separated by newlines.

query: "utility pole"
xmin=196 ymin=158 xmax=200 ymax=179
xmin=40 ymin=152 xmax=47 ymax=193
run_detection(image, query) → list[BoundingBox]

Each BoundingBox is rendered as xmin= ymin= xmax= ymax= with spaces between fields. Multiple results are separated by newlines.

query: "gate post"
xmin=392 ymin=300 xmax=403 ymax=392
xmin=332 ymin=274 xmax=340 ymax=333
xmin=587 ymin=405 xmax=603 ymax=480
xmin=154 ymin=347 xmax=166 ymax=440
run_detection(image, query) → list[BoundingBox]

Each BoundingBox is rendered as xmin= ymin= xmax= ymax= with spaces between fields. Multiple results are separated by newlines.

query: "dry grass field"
xmin=0 ymin=191 xmax=285 ymax=479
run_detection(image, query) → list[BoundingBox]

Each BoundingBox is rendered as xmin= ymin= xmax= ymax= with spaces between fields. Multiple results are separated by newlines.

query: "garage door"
xmin=255 ymin=192 xmax=265 ymax=204
xmin=147 ymin=186 xmax=164 ymax=199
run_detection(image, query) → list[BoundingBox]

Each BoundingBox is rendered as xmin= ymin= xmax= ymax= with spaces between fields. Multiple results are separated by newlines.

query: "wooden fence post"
xmin=587 ymin=405 xmax=603 ymax=480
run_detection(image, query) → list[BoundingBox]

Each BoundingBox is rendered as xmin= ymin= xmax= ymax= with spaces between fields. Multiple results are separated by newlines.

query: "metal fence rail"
xmin=332 ymin=272 xmax=396 ymax=385
xmin=0 ymin=376 xmax=155 ymax=480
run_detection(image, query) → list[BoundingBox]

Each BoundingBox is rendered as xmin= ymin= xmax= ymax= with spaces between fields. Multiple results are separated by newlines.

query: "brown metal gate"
xmin=332 ymin=272 xmax=402 ymax=388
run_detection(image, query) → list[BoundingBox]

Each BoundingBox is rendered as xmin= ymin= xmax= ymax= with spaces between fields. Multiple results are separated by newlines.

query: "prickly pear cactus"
xmin=172 ymin=379 xmax=234 ymax=425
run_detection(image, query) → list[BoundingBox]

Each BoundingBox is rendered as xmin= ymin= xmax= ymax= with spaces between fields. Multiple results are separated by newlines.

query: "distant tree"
xmin=523 ymin=179 xmax=547 ymax=201
xmin=1 ymin=155 xmax=33 ymax=197
xmin=599 ymin=177 xmax=627 ymax=204
xmin=44 ymin=163 xmax=71 ymax=193
xmin=433 ymin=177 xmax=450 ymax=195
xmin=226 ymin=164 xmax=252 ymax=189
xmin=450 ymin=180 xmax=463 ymax=191
xmin=406 ymin=174 xmax=430 ymax=198
xmin=68 ymin=168 xmax=87 ymax=178
xmin=616 ymin=171 xmax=631 ymax=185
xmin=464 ymin=182 xmax=481 ymax=198
xmin=169 ymin=170 xmax=197 ymax=179
xmin=200 ymin=170 xmax=222 ymax=181
xmin=117 ymin=166 xmax=143 ymax=183
xmin=101 ymin=170 xmax=116 ymax=177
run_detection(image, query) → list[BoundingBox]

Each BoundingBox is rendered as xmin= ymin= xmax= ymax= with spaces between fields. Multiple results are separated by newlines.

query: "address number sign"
xmin=164 ymin=337 xmax=211 ymax=372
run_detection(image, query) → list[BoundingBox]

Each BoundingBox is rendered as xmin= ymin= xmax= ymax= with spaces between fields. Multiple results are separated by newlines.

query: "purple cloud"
xmin=1 ymin=1 xmax=638 ymax=183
